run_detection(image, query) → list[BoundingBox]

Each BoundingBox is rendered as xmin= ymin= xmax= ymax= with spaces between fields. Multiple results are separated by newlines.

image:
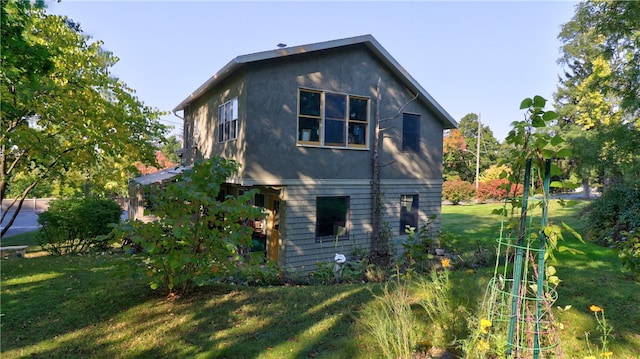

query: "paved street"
xmin=0 ymin=210 xmax=41 ymax=239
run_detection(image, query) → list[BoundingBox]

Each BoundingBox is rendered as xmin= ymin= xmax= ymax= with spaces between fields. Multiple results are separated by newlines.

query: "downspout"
xmin=172 ymin=109 xmax=186 ymax=165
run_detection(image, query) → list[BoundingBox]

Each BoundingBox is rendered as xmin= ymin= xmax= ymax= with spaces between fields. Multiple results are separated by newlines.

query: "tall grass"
xmin=358 ymin=276 xmax=416 ymax=359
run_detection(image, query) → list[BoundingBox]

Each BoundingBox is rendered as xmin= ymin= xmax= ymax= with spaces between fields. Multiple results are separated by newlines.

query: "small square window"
xmin=400 ymin=194 xmax=419 ymax=234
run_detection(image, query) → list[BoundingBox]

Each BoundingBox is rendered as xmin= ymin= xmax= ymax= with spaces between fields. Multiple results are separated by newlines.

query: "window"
xmin=316 ymin=196 xmax=349 ymax=240
xmin=218 ymin=98 xmax=238 ymax=142
xmin=400 ymin=194 xmax=419 ymax=234
xmin=298 ymin=89 xmax=368 ymax=148
xmin=402 ymin=113 xmax=421 ymax=153
xmin=254 ymin=193 xmax=265 ymax=208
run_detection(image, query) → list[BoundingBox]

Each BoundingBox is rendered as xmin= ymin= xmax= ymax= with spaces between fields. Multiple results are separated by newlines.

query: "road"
xmin=0 ymin=210 xmax=41 ymax=239
xmin=1 ymin=209 xmax=128 ymax=240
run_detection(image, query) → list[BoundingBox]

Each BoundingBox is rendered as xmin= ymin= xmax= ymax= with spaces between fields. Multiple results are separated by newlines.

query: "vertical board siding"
xmin=281 ymin=180 xmax=442 ymax=273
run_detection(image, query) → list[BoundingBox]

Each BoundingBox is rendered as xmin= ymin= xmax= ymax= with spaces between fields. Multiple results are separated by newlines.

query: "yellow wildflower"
xmin=602 ymin=352 xmax=613 ymax=358
xmin=480 ymin=318 xmax=492 ymax=333
xmin=589 ymin=305 xmax=603 ymax=313
xmin=441 ymin=258 xmax=451 ymax=268
xmin=466 ymin=269 xmax=474 ymax=274
xmin=476 ymin=339 xmax=490 ymax=351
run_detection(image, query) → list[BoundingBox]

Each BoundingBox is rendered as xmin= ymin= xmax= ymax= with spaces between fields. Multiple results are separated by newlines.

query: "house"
xmin=171 ymin=34 xmax=457 ymax=272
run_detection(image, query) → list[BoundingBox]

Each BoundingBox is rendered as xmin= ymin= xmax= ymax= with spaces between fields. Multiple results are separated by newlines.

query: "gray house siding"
xmin=184 ymin=44 xmax=445 ymax=185
xmin=282 ymin=181 xmax=373 ymax=272
xmin=173 ymin=35 xmax=456 ymax=272
xmin=186 ymin=71 xmax=248 ymax=169
xmin=240 ymin=45 xmax=444 ymax=183
xmin=279 ymin=179 xmax=441 ymax=273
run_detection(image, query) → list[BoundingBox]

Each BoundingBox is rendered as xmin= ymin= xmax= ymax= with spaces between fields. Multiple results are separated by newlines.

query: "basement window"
xmin=316 ymin=196 xmax=350 ymax=241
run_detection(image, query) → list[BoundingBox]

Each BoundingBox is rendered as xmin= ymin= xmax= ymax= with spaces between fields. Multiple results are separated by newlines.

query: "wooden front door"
xmin=267 ymin=198 xmax=280 ymax=262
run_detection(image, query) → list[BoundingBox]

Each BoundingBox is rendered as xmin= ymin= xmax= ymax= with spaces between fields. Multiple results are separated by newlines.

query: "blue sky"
xmin=47 ymin=1 xmax=578 ymax=141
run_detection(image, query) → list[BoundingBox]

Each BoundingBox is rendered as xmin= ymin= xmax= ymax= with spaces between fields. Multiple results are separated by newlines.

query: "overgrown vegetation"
xmin=36 ymin=197 xmax=122 ymax=254
xmin=113 ymin=157 xmax=264 ymax=295
xmin=2 ymin=201 xmax=639 ymax=358
xmin=580 ymin=180 xmax=640 ymax=279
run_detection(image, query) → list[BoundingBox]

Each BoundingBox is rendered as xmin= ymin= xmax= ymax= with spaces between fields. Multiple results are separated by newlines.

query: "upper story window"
xmin=298 ymin=89 xmax=369 ymax=149
xmin=402 ymin=113 xmax=421 ymax=153
xmin=218 ymin=98 xmax=238 ymax=143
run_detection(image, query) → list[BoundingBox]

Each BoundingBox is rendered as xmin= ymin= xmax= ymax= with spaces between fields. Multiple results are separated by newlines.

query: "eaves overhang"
xmin=172 ymin=34 xmax=457 ymax=129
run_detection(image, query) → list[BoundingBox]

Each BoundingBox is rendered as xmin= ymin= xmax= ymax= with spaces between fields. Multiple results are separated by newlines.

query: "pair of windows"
xmin=315 ymin=194 xmax=420 ymax=240
xmin=218 ymin=98 xmax=238 ymax=143
xmin=298 ymin=89 xmax=369 ymax=148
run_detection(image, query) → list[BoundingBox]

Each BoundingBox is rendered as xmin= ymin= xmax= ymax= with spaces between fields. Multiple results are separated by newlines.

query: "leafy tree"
xmin=458 ymin=113 xmax=501 ymax=168
xmin=115 ymin=157 xmax=265 ymax=295
xmin=1 ymin=3 xmax=167 ymax=236
xmin=442 ymin=129 xmax=473 ymax=181
xmin=159 ymin=135 xmax=182 ymax=164
xmin=555 ymin=0 xmax=640 ymax=192
xmin=444 ymin=114 xmax=502 ymax=183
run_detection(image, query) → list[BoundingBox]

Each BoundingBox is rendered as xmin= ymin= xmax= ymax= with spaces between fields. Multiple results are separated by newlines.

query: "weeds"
xmin=358 ymin=274 xmax=416 ymax=359
xmin=584 ymin=305 xmax=614 ymax=359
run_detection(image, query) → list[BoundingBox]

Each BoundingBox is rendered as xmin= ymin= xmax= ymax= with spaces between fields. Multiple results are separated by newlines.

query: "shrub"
xmin=476 ymin=178 xmax=526 ymax=202
xmin=581 ymin=181 xmax=640 ymax=279
xmin=113 ymin=157 xmax=265 ymax=295
xmin=581 ymin=181 xmax=640 ymax=246
xmin=37 ymin=197 xmax=122 ymax=254
xmin=479 ymin=164 xmax=511 ymax=182
xmin=442 ymin=180 xmax=475 ymax=205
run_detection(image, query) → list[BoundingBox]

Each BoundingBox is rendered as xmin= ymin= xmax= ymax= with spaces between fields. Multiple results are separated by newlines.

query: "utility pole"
xmin=475 ymin=113 xmax=481 ymax=193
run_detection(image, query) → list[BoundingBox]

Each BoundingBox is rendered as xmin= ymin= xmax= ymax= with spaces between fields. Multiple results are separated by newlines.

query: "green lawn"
xmin=1 ymin=201 xmax=638 ymax=358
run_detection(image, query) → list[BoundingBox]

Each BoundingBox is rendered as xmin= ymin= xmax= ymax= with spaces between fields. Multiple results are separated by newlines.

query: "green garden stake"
xmin=506 ymin=159 xmax=532 ymax=356
xmin=533 ymin=159 xmax=551 ymax=358
xmin=483 ymin=158 xmax=561 ymax=358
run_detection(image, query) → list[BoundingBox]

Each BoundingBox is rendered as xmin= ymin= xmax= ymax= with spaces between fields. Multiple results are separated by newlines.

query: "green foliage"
xmin=1 ymin=3 xmax=167 ymax=235
xmin=115 ymin=157 xmax=265 ymax=295
xmin=415 ymin=268 xmax=469 ymax=350
xmin=555 ymin=1 xmax=640 ymax=190
xmin=358 ymin=279 xmax=417 ymax=359
xmin=499 ymin=96 xmax=584 ymax=260
xmin=402 ymin=223 xmax=435 ymax=273
xmin=617 ymin=231 xmax=640 ymax=281
xmin=234 ymin=261 xmax=284 ymax=286
xmin=581 ymin=181 xmax=640 ymax=245
xmin=159 ymin=135 xmax=182 ymax=164
xmin=36 ymin=197 xmax=122 ymax=254
xmin=580 ymin=181 xmax=640 ymax=279
xmin=442 ymin=179 xmax=475 ymax=205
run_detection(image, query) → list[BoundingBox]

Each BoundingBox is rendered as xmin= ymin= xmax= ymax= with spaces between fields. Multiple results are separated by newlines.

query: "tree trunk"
xmin=582 ymin=178 xmax=590 ymax=199
xmin=371 ymin=78 xmax=382 ymax=252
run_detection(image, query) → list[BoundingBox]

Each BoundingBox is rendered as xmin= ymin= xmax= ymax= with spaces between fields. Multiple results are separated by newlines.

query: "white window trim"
xmin=218 ymin=98 xmax=238 ymax=143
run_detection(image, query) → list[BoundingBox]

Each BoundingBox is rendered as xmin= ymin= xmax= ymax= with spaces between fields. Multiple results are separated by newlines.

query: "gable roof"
xmin=173 ymin=34 xmax=457 ymax=129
